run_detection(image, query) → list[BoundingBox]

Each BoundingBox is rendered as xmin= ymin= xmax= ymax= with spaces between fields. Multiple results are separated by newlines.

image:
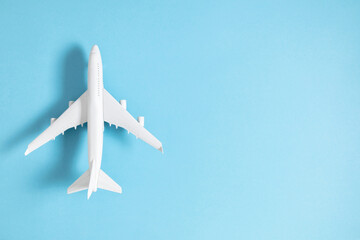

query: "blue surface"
xmin=0 ymin=0 xmax=360 ymax=239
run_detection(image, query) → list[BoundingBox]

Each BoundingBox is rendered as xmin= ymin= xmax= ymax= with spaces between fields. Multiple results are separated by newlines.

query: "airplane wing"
xmin=103 ymin=89 xmax=163 ymax=152
xmin=25 ymin=91 xmax=88 ymax=155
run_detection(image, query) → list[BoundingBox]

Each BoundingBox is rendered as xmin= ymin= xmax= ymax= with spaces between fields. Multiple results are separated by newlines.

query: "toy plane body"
xmin=25 ymin=45 xmax=163 ymax=199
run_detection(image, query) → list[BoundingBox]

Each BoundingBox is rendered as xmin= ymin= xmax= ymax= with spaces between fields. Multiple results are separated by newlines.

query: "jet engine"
xmin=50 ymin=118 xmax=57 ymax=125
xmin=137 ymin=116 xmax=144 ymax=127
xmin=120 ymin=100 xmax=127 ymax=109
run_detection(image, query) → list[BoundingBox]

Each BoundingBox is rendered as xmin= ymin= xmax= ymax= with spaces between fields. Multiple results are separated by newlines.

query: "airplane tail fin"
xmin=67 ymin=168 xmax=122 ymax=199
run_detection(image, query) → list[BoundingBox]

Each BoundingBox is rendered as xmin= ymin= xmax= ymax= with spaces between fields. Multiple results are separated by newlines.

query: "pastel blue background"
xmin=0 ymin=0 xmax=360 ymax=239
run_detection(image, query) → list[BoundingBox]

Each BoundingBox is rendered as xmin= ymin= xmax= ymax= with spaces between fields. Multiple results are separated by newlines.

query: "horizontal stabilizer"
xmin=67 ymin=169 xmax=122 ymax=198
xmin=98 ymin=170 xmax=122 ymax=194
xmin=67 ymin=170 xmax=90 ymax=194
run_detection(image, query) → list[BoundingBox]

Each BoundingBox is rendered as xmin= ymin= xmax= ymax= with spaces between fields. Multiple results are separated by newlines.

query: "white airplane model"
xmin=25 ymin=45 xmax=163 ymax=199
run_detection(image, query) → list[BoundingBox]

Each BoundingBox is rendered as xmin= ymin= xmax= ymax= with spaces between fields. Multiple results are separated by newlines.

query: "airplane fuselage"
xmin=87 ymin=45 xmax=104 ymax=192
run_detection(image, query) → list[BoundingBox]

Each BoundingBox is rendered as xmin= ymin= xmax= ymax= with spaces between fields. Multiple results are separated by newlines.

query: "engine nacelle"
xmin=137 ymin=116 xmax=144 ymax=127
xmin=69 ymin=101 xmax=74 ymax=107
xmin=50 ymin=118 xmax=57 ymax=125
xmin=120 ymin=100 xmax=127 ymax=109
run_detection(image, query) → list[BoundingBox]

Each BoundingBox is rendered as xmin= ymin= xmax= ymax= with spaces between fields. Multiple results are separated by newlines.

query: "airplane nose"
xmin=91 ymin=45 xmax=99 ymax=54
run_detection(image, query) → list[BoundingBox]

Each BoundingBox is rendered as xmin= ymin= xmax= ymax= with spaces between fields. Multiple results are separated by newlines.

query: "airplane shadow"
xmin=41 ymin=45 xmax=89 ymax=188
xmin=4 ymin=45 xmax=88 ymax=189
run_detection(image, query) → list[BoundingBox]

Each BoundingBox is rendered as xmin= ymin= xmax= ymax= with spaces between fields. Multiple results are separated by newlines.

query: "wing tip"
xmin=24 ymin=148 xmax=30 ymax=156
xmin=115 ymin=186 xmax=123 ymax=194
